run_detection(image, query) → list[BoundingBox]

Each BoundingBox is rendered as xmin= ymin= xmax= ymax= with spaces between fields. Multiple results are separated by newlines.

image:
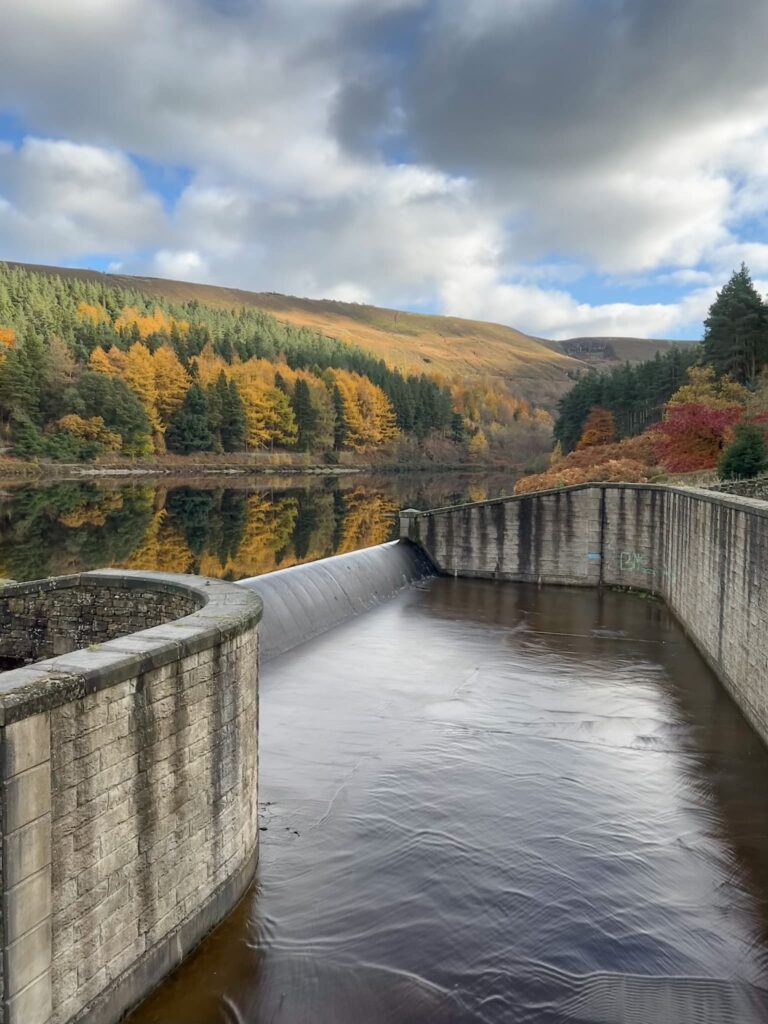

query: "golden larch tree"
xmin=153 ymin=346 xmax=190 ymax=429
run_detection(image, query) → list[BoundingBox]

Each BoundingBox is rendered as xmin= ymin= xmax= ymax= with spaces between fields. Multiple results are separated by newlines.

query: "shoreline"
xmin=0 ymin=457 xmax=519 ymax=483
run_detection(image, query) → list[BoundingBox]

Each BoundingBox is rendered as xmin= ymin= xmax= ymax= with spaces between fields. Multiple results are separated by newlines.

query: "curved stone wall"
xmin=0 ymin=572 xmax=203 ymax=668
xmin=401 ymin=484 xmax=768 ymax=746
xmin=0 ymin=570 xmax=261 ymax=1024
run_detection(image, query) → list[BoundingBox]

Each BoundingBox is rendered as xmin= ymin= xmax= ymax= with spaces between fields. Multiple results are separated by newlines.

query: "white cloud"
xmin=0 ymin=138 xmax=165 ymax=261
xmin=439 ymin=270 xmax=715 ymax=341
xmin=0 ymin=0 xmax=767 ymax=338
xmin=152 ymin=249 xmax=208 ymax=281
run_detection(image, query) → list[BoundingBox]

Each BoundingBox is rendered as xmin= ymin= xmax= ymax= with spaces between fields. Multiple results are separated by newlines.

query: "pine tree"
xmin=205 ymin=374 xmax=225 ymax=452
xmin=166 ymin=385 xmax=214 ymax=454
xmin=703 ymin=265 xmax=768 ymax=385
xmin=331 ymin=384 xmax=347 ymax=450
xmin=719 ymin=423 xmax=768 ymax=480
xmin=292 ymin=378 xmax=317 ymax=451
xmin=221 ymin=379 xmax=246 ymax=452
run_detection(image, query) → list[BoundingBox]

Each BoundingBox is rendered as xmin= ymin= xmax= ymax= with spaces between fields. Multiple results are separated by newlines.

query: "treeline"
xmin=0 ymin=264 xmax=457 ymax=460
xmin=553 ymin=347 xmax=698 ymax=452
xmin=554 ymin=265 xmax=768 ymax=454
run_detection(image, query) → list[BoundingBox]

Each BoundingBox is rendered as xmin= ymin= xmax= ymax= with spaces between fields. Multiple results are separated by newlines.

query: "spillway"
xmin=238 ymin=539 xmax=435 ymax=660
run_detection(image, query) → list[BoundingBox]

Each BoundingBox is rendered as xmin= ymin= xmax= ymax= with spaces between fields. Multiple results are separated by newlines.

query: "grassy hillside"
xmin=546 ymin=335 xmax=685 ymax=366
xmin=6 ymin=263 xmax=688 ymax=406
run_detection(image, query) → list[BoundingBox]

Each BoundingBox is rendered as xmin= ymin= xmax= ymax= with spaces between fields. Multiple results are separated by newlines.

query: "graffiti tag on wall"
xmin=618 ymin=550 xmax=676 ymax=586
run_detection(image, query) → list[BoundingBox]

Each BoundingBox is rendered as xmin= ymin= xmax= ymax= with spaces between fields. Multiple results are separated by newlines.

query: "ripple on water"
xmin=128 ymin=579 xmax=768 ymax=1024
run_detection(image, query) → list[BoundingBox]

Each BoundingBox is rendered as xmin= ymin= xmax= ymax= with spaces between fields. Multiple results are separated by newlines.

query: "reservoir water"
xmin=0 ymin=473 xmax=506 ymax=581
xmin=126 ymin=576 xmax=768 ymax=1023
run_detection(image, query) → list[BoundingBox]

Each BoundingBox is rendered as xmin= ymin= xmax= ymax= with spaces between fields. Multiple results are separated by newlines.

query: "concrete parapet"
xmin=0 ymin=570 xmax=261 ymax=1024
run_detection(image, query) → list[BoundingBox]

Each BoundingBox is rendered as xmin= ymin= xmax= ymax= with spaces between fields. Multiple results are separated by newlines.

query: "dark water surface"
xmin=0 ymin=472 xmax=508 ymax=581
xmin=129 ymin=579 xmax=768 ymax=1024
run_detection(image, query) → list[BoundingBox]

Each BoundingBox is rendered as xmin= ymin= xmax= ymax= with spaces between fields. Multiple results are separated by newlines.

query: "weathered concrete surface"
xmin=0 ymin=571 xmax=261 ymax=1024
xmin=239 ymin=539 xmax=434 ymax=660
xmin=0 ymin=575 xmax=201 ymax=667
xmin=401 ymin=484 xmax=768 ymax=746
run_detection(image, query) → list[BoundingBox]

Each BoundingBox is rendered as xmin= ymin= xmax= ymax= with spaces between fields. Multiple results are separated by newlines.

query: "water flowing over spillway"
xmin=238 ymin=540 xmax=435 ymax=659
xmin=129 ymin=577 xmax=768 ymax=1024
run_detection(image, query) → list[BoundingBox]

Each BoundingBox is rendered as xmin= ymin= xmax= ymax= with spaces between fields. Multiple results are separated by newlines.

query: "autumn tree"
xmin=468 ymin=429 xmax=489 ymax=457
xmin=153 ymin=346 xmax=189 ymax=429
xmin=577 ymin=408 xmax=616 ymax=449
xmin=90 ymin=342 xmax=162 ymax=447
xmin=667 ymin=365 xmax=747 ymax=408
xmin=330 ymin=370 xmax=397 ymax=451
xmin=655 ymin=404 xmax=742 ymax=472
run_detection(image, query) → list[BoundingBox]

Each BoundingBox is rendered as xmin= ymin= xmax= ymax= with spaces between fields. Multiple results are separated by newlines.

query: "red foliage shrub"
xmin=654 ymin=403 xmax=742 ymax=473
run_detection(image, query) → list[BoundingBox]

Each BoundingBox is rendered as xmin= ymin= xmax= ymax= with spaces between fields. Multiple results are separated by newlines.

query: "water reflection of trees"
xmin=0 ymin=483 xmax=155 ymax=580
xmin=0 ymin=475 xmax=489 ymax=582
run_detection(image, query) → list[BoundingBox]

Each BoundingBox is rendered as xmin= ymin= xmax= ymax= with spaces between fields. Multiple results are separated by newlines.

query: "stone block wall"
xmin=402 ymin=484 xmax=768 ymax=745
xmin=0 ymin=570 xmax=261 ymax=1024
xmin=400 ymin=489 xmax=603 ymax=586
xmin=0 ymin=577 xmax=202 ymax=667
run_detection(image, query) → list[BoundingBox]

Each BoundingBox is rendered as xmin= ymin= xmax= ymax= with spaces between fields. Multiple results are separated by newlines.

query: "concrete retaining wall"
xmin=0 ymin=570 xmax=261 ymax=1024
xmin=401 ymin=484 xmax=768 ymax=745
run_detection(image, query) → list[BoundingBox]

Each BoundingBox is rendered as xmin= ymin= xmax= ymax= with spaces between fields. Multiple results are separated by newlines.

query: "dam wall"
xmin=0 ymin=570 xmax=261 ymax=1024
xmin=400 ymin=484 xmax=768 ymax=745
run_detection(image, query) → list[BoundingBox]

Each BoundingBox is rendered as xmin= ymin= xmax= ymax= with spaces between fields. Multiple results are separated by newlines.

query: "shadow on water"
xmin=129 ymin=578 xmax=768 ymax=1024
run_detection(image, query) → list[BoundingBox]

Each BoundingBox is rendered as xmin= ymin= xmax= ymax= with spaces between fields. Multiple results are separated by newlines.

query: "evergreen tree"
xmin=331 ymin=384 xmax=347 ymax=450
xmin=292 ymin=378 xmax=317 ymax=451
xmin=451 ymin=412 xmax=468 ymax=444
xmin=221 ymin=380 xmax=246 ymax=452
xmin=719 ymin=422 xmax=768 ymax=479
xmin=70 ymin=373 xmax=153 ymax=457
xmin=205 ymin=375 xmax=225 ymax=453
xmin=166 ymin=385 xmax=214 ymax=453
xmin=703 ymin=265 xmax=768 ymax=385
xmin=10 ymin=417 xmax=44 ymax=458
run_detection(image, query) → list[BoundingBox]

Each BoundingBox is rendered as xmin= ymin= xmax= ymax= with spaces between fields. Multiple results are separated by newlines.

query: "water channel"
xmin=3 ymin=475 xmax=767 ymax=1022
xmin=127 ymin=577 xmax=768 ymax=1023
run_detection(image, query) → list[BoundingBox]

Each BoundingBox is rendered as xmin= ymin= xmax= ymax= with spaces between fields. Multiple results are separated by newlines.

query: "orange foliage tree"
xmin=76 ymin=302 xmax=109 ymax=326
xmin=114 ymin=306 xmax=188 ymax=339
xmin=152 ymin=346 xmax=190 ymax=429
xmin=194 ymin=349 xmax=298 ymax=449
xmin=331 ymin=369 xmax=398 ymax=450
xmin=577 ymin=407 xmax=616 ymax=449
xmin=514 ymin=433 xmax=658 ymax=493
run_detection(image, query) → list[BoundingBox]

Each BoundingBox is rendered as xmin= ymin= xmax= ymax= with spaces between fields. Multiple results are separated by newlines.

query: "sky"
xmin=1 ymin=0 xmax=768 ymax=341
